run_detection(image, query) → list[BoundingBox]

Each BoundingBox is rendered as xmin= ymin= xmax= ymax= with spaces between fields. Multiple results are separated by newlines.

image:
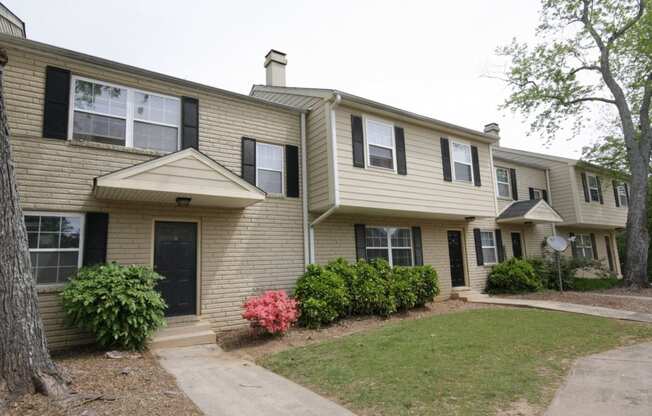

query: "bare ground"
xmin=596 ymin=287 xmax=652 ymax=298
xmin=505 ymin=290 xmax=652 ymax=314
xmin=4 ymin=348 xmax=202 ymax=416
xmin=218 ymin=300 xmax=497 ymax=361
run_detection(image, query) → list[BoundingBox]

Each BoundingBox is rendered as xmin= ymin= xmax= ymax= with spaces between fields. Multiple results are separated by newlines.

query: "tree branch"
xmin=568 ymin=65 xmax=601 ymax=76
xmin=608 ymin=0 xmax=646 ymax=46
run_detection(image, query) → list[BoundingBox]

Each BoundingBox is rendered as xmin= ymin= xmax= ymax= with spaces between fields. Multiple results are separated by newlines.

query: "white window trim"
xmin=587 ymin=174 xmax=600 ymax=202
xmin=450 ymin=140 xmax=474 ymax=184
xmin=255 ymin=141 xmax=285 ymax=196
xmin=575 ymin=234 xmax=594 ymax=259
xmin=480 ymin=230 xmax=498 ymax=265
xmin=25 ymin=211 xmax=85 ymax=286
xmin=68 ymin=75 xmax=182 ymax=151
xmin=495 ymin=166 xmax=511 ymax=198
xmin=363 ymin=116 xmax=397 ymax=173
xmin=617 ymin=185 xmax=628 ymax=207
xmin=532 ymin=188 xmax=543 ymax=200
xmin=365 ymin=226 xmax=413 ymax=267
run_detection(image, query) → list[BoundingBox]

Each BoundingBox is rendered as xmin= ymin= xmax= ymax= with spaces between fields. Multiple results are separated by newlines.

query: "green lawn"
xmin=261 ymin=309 xmax=652 ymax=416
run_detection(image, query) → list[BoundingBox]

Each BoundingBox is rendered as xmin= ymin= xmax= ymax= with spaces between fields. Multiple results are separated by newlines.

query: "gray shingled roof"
xmin=497 ymin=200 xmax=541 ymax=220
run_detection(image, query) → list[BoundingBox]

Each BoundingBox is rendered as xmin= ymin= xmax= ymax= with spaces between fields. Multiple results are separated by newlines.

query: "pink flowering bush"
xmin=242 ymin=290 xmax=298 ymax=335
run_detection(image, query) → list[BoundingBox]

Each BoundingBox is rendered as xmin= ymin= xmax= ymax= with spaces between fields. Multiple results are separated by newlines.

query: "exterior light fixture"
xmin=176 ymin=197 xmax=191 ymax=207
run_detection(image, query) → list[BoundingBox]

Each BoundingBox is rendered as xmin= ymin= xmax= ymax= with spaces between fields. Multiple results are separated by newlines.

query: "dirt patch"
xmin=5 ymin=348 xmax=202 ymax=416
xmin=505 ymin=291 xmax=652 ymax=314
xmin=496 ymin=399 xmax=541 ymax=416
xmin=218 ymin=300 xmax=497 ymax=361
xmin=596 ymin=287 xmax=652 ymax=298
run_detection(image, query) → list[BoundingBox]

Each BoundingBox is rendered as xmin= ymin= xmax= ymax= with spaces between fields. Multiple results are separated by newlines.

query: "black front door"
xmin=154 ymin=221 xmax=197 ymax=317
xmin=447 ymin=230 xmax=466 ymax=287
xmin=511 ymin=232 xmax=523 ymax=258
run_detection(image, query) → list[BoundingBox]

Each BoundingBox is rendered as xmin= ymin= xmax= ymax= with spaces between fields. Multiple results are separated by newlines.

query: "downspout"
xmin=308 ymin=93 xmax=342 ymax=263
xmin=300 ymin=112 xmax=310 ymax=266
xmin=545 ymin=168 xmax=556 ymax=236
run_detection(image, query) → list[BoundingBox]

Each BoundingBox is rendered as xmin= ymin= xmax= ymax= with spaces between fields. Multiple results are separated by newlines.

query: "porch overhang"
xmin=94 ymin=148 xmax=266 ymax=208
xmin=496 ymin=199 xmax=564 ymax=224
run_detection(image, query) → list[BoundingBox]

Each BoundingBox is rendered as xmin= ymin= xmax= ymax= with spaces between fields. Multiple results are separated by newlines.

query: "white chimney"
xmin=264 ymin=49 xmax=287 ymax=87
xmin=484 ymin=122 xmax=500 ymax=140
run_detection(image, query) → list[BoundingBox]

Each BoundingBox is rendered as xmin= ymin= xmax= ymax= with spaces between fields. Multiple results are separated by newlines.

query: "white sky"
xmin=10 ymin=0 xmax=610 ymax=158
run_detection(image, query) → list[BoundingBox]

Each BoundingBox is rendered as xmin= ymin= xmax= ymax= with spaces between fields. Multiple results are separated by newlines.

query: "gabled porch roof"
xmin=497 ymin=199 xmax=564 ymax=224
xmin=94 ymin=148 xmax=266 ymax=208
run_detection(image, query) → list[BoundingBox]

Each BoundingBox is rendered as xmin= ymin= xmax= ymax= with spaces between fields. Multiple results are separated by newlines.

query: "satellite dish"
xmin=547 ymin=236 xmax=568 ymax=252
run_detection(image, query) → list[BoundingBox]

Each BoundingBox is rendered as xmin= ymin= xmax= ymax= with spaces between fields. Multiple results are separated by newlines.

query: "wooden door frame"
xmin=151 ymin=217 xmax=202 ymax=317
xmin=447 ymin=228 xmax=469 ymax=288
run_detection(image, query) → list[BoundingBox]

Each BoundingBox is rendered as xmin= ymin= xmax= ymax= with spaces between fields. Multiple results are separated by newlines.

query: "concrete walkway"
xmin=155 ymin=344 xmax=355 ymax=416
xmin=466 ymin=293 xmax=652 ymax=323
xmin=545 ymin=342 xmax=652 ymax=415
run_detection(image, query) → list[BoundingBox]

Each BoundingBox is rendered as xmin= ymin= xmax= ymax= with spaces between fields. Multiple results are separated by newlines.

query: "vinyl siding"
xmin=575 ymin=169 xmax=628 ymax=227
xmin=557 ymin=227 xmax=622 ymax=276
xmin=334 ymin=106 xmax=496 ymax=218
xmin=494 ymin=160 xmax=548 ymax=211
xmin=4 ymin=44 xmax=305 ymax=349
xmin=306 ymin=100 xmax=331 ymax=211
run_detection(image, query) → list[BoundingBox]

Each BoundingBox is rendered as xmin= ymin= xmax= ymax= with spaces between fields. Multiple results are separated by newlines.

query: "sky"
xmin=9 ymin=0 xmax=610 ymax=158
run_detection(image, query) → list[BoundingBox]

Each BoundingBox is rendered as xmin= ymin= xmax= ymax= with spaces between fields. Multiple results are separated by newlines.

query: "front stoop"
xmin=149 ymin=315 xmax=216 ymax=349
xmin=450 ymin=287 xmax=481 ymax=301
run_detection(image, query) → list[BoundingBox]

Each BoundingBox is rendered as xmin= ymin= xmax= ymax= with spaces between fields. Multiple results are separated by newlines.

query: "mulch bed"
xmin=219 ymin=300 xmax=497 ymax=361
xmin=596 ymin=287 xmax=652 ymax=298
xmin=5 ymin=348 xmax=202 ymax=416
xmin=505 ymin=290 xmax=652 ymax=314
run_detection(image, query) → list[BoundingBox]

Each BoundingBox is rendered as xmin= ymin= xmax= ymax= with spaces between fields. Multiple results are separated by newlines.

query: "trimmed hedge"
xmin=293 ymin=264 xmax=350 ymax=328
xmin=486 ymin=258 xmax=543 ymax=294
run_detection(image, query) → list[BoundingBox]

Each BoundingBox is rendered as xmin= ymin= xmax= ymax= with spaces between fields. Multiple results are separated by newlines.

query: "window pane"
xmin=533 ymin=190 xmax=542 ymax=200
xmin=482 ymin=248 xmax=497 ymax=263
xmin=367 ymin=120 xmax=393 ymax=147
xmin=367 ymin=248 xmax=389 ymax=262
xmin=257 ymin=169 xmax=282 ymax=193
xmin=59 ymin=251 xmax=79 ymax=267
xmin=40 ymin=216 xmax=60 ymax=232
xmin=390 ymin=228 xmax=412 ymax=247
xmin=28 ymin=232 xmax=38 ymax=249
xmin=590 ymin=189 xmax=600 ymax=201
xmin=36 ymin=252 xmax=59 ymax=268
xmin=454 ymin=162 xmax=472 ymax=182
xmin=74 ymin=80 xmax=126 ymax=117
xmin=588 ymin=176 xmax=598 ymax=187
xmin=498 ymin=183 xmax=510 ymax=198
xmin=25 ymin=216 xmax=39 ymax=231
xmin=36 ymin=267 xmax=58 ymax=284
xmin=38 ymin=233 xmax=59 ymax=249
xmin=496 ymin=168 xmax=508 ymax=183
xmin=256 ymin=143 xmax=283 ymax=171
xmin=133 ymin=121 xmax=178 ymax=152
xmin=452 ymin=143 xmax=471 ymax=163
xmin=73 ymin=112 xmax=126 ymax=145
xmin=369 ymin=145 xmax=393 ymax=169
xmin=480 ymin=231 xmax=495 ymax=247
xmin=392 ymin=249 xmax=413 ymax=266
xmin=58 ymin=266 xmax=78 ymax=282
xmin=134 ymin=92 xmax=180 ymax=126
xmin=366 ymin=227 xmax=388 ymax=248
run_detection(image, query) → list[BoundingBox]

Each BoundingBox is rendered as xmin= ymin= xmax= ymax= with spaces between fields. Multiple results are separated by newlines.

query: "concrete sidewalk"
xmin=155 ymin=344 xmax=356 ymax=416
xmin=466 ymin=293 xmax=652 ymax=323
xmin=545 ymin=342 xmax=652 ymax=416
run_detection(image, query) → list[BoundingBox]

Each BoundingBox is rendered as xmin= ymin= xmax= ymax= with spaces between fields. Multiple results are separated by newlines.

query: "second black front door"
xmin=447 ymin=230 xmax=466 ymax=287
xmin=511 ymin=232 xmax=523 ymax=258
xmin=154 ymin=221 xmax=197 ymax=317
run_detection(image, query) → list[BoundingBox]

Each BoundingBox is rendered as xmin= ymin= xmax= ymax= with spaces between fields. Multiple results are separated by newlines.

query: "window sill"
xmin=68 ymin=139 xmax=170 ymax=157
xmin=37 ymin=283 xmax=66 ymax=294
xmin=497 ymin=196 xmax=513 ymax=201
xmin=366 ymin=165 xmax=397 ymax=174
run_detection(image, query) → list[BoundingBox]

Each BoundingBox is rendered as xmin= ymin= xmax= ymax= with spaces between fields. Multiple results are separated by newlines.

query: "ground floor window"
xmin=365 ymin=226 xmax=413 ymax=266
xmin=480 ymin=231 xmax=497 ymax=264
xmin=574 ymin=234 xmax=594 ymax=259
xmin=25 ymin=212 xmax=84 ymax=285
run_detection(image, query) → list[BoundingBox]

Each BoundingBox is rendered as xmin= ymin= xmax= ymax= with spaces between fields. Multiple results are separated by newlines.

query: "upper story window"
xmin=365 ymin=226 xmax=413 ymax=266
xmin=480 ymin=231 xmax=497 ymax=264
xmin=71 ymin=76 xmax=180 ymax=153
xmin=587 ymin=175 xmax=600 ymax=202
xmin=532 ymin=188 xmax=543 ymax=200
xmin=574 ymin=234 xmax=594 ymax=259
xmin=495 ymin=167 xmax=511 ymax=198
xmin=25 ymin=212 xmax=84 ymax=285
xmin=452 ymin=142 xmax=473 ymax=183
xmin=617 ymin=185 xmax=628 ymax=207
xmin=256 ymin=142 xmax=283 ymax=194
xmin=366 ymin=119 xmax=395 ymax=170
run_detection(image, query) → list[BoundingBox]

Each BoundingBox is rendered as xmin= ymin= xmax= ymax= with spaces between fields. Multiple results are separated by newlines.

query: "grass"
xmin=261 ymin=308 xmax=652 ymax=416
xmin=571 ymin=277 xmax=621 ymax=291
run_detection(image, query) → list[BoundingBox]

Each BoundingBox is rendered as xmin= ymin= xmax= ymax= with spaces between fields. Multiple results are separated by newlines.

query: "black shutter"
xmin=612 ymin=180 xmax=620 ymax=207
xmin=285 ymin=145 xmax=299 ymax=197
xmin=495 ymin=229 xmax=505 ymax=262
xmin=241 ymin=137 xmax=256 ymax=186
xmin=605 ymin=236 xmax=614 ymax=271
xmin=411 ymin=226 xmax=423 ymax=266
xmin=569 ymin=232 xmax=578 ymax=257
xmin=590 ymin=233 xmax=598 ymax=259
xmin=181 ymin=97 xmax=199 ymax=150
xmin=471 ymin=145 xmax=481 ymax=186
xmin=42 ymin=66 xmax=71 ymax=139
xmin=473 ymin=228 xmax=484 ymax=266
xmin=624 ymin=183 xmax=630 ymax=204
xmin=596 ymin=177 xmax=604 ymax=204
xmin=542 ymin=189 xmax=549 ymax=203
xmin=83 ymin=212 xmax=109 ymax=266
xmin=441 ymin=138 xmax=452 ymax=182
xmin=354 ymin=224 xmax=367 ymax=261
xmin=395 ymin=126 xmax=407 ymax=175
xmin=581 ymin=173 xmax=590 ymax=202
xmin=351 ymin=115 xmax=365 ymax=168
xmin=509 ymin=168 xmax=518 ymax=200
xmin=529 ymin=187 xmax=535 ymax=200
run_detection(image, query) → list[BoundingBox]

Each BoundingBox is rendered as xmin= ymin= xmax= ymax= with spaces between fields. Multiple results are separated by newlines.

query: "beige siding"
xmin=334 ymin=106 xmax=496 ymax=218
xmin=575 ymin=169 xmax=628 ymax=227
xmin=5 ymin=44 xmax=305 ymax=349
xmin=494 ymin=160 xmax=548 ymax=211
xmin=557 ymin=227 xmax=622 ymax=276
xmin=306 ymin=100 xmax=331 ymax=211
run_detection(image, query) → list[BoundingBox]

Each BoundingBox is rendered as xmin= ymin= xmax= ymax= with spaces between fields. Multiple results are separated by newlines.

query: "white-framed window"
xmin=70 ymin=76 xmax=181 ymax=153
xmin=365 ymin=118 xmax=395 ymax=170
xmin=495 ymin=167 xmax=511 ymax=198
xmin=587 ymin=175 xmax=600 ymax=202
xmin=532 ymin=188 xmax=543 ymax=200
xmin=365 ymin=226 xmax=413 ymax=266
xmin=575 ymin=234 xmax=594 ymax=259
xmin=617 ymin=185 xmax=628 ymax=207
xmin=480 ymin=230 xmax=497 ymax=264
xmin=451 ymin=141 xmax=473 ymax=183
xmin=25 ymin=212 xmax=84 ymax=285
xmin=256 ymin=142 xmax=284 ymax=194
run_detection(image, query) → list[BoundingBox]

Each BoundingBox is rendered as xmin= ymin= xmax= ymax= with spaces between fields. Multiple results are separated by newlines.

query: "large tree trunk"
xmin=623 ymin=154 xmax=650 ymax=288
xmin=0 ymin=50 xmax=68 ymax=406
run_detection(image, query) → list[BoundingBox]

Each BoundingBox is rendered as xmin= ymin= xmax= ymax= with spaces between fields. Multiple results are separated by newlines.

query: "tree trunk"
xmin=623 ymin=154 xmax=650 ymax=288
xmin=0 ymin=50 xmax=68 ymax=405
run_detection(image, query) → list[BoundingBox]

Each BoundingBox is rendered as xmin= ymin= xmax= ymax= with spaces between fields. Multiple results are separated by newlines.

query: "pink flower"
xmin=242 ymin=290 xmax=298 ymax=335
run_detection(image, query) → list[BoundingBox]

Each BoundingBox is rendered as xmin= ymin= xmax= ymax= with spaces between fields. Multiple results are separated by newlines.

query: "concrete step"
xmin=166 ymin=315 xmax=201 ymax=326
xmin=450 ymin=288 xmax=482 ymax=301
xmin=156 ymin=320 xmax=213 ymax=337
xmin=150 ymin=330 xmax=216 ymax=349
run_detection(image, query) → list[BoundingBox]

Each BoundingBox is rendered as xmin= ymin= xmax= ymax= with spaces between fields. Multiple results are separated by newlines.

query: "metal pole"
xmin=556 ymin=251 xmax=563 ymax=292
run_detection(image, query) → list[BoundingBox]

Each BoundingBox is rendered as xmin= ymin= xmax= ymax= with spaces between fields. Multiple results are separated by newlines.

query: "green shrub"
xmin=60 ymin=263 xmax=166 ymax=350
xmin=389 ymin=267 xmax=418 ymax=311
xmin=527 ymin=256 xmax=606 ymax=290
xmin=411 ymin=265 xmax=440 ymax=306
xmin=571 ymin=277 xmax=621 ymax=291
xmin=486 ymin=258 xmax=543 ymax=294
xmin=350 ymin=259 xmax=396 ymax=316
xmin=294 ymin=264 xmax=350 ymax=328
